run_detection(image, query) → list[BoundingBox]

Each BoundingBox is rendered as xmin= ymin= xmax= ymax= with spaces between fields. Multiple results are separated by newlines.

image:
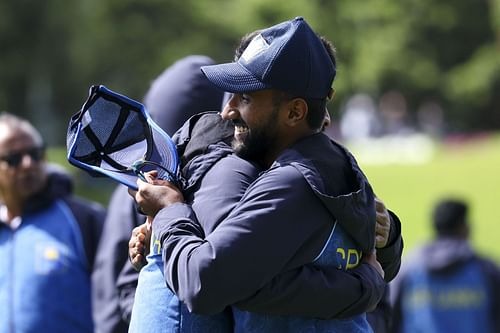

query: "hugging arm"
xmin=233 ymin=198 xmax=401 ymax=319
xmin=234 ymin=255 xmax=385 ymax=319
xmin=153 ymin=168 xmax=385 ymax=316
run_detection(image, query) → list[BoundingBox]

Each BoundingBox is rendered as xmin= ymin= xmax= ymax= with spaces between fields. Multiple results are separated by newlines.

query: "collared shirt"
xmin=0 ymin=204 xmax=22 ymax=229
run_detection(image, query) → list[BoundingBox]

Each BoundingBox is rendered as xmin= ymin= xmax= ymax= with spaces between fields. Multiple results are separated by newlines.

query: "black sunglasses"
xmin=0 ymin=146 xmax=45 ymax=168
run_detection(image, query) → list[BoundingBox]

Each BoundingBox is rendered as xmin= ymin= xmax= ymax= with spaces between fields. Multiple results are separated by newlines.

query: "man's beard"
xmin=232 ymin=111 xmax=279 ymax=164
xmin=232 ymin=127 xmax=275 ymax=163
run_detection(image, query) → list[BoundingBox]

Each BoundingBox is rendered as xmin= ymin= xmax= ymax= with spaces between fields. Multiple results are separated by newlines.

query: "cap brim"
xmin=201 ymin=62 xmax=269 ymax=93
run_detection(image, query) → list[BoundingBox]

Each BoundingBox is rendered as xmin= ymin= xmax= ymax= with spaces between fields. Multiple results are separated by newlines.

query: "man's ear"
xmin=285 ymin=98 xmax=308 ymax=127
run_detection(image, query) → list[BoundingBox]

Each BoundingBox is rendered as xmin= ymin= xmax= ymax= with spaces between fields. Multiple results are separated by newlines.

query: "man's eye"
xmin=241 ymin=95 xmax=251 ymax=103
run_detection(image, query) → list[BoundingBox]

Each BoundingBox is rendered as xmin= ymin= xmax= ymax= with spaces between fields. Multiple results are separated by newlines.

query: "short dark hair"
xmin=319 ymin=35 xmax=337 ymax=70
xmin=432 ymin=199 xmax=468 ymax=237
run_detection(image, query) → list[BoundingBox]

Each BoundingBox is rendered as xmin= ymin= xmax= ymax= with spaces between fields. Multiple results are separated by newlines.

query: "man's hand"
xmin=375 ymin=197 xmax=391 ymax=248
xmin=129 ymin=221 xmax=151 ymax=271
xmin=362 ymin=250 xmax=384 ymax=280
xmin=361 ymin=250 xmax=385 ymax=312
xmin=128 ymin=171 xmax=185 ymax=217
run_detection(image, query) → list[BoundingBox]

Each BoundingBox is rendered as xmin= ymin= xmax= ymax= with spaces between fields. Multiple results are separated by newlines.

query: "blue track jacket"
xmin=391 ymin=238 xmax=500 ymax=333
xmin=0 ymin=167 xmax=105 ymax=333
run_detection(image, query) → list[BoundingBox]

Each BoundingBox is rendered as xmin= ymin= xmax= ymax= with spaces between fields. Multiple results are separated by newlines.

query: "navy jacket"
xmin=153 ymin=130 xmax=400 ymax=330
xmin=118 ymin=112 xmax=402 ymax=331
xmin=129 ymin=116 xmax=260 ymax=331
xmin=92 ymin=55 xmax=225 ymax=333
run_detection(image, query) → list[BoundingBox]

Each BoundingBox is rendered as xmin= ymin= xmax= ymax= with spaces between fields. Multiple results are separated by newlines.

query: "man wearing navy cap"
xmin=130 ymin=17 xmax=402 ymax=332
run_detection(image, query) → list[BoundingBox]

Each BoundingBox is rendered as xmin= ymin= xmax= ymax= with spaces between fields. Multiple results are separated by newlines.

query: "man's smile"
xmin=233 ymin=122 xmax=249 ymax=142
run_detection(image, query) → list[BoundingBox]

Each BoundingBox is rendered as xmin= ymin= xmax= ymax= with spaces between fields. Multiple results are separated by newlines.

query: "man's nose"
xmin=220 ymin=107 xmax=239 ymax=120
xmin=220 ymin=95 xmax=239 ymax=120
xmin=19 ymin=153 xmax=35 ymax=168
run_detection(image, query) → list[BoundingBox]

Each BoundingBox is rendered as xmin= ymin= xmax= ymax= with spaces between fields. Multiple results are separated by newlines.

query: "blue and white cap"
xmin=66 ymin=85 xmax=179 ymax=191
xmin=201 ymin=17 xmax=336 ymax=99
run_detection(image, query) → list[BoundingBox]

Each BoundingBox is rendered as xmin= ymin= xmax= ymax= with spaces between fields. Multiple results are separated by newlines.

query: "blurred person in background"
xmin=0 ymin=112 xmax=105 ymax=332
xmin=91 ymin=55 xmax=225 ymax=333
xmin=339 ymin=93 xmax=381 ymax=142
xmin=390 ymin=198 xmax=500 ymax=333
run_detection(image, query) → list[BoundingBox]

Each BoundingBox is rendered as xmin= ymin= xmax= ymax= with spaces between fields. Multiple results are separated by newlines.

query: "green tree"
xmin=1 ymin=0 xmax=498 ymax=146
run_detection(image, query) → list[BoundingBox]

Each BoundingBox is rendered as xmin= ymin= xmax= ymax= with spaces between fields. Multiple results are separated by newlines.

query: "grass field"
xmin=352 ymin=133 xmax=500 ymax=263
xmin=51 ymin=132 xmax=500 ymax=263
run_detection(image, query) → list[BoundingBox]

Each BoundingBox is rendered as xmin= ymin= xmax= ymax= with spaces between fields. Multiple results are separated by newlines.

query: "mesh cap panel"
xmin=67 ymin=85 xmax=179 ymax=190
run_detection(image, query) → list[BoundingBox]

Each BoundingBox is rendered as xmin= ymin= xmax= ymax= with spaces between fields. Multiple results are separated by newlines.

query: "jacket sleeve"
xmin=66 ymin=196 xmax=106 ymax=271
xmin=377 ymin=210 xmax=404 ymax=282
xmin=389 ymin=280 xmax=404 ymax=333
xmin=116 ymin=259 xmax=141 ymax=323
xmin=366 ymin=288 xmax=392 ymax=333
xmin=479 ymin=257 xmax=500 ymax=333
xmin=234 ymin=262 xmax=385 ymax=319
xmin=387 ymin=256 xmax=412 ymax=333
xmin=154 ymin=166 xmax=375 ymax=316
xmin=92 ymin=186 xmax=142 ymax=330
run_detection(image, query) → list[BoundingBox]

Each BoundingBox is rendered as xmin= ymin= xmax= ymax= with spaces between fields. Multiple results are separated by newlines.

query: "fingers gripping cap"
xmin=66 ymin=85 xmax=179 ymax=191
xmin=201 ymin=17 xmax=336 ymax=99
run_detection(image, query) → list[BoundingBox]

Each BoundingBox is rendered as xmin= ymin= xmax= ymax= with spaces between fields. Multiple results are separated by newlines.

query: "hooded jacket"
xmin=153 ymin=131 xmax=395 ymax=332
xmin=391 ymin=238 xmax=500 ymax=333
xmin=0 ymin=165 xmax=105 ymax=333
xmin=128 ymin=112 xmax=259 ymax=333
xmin=92 ymin=55 xmax=225 ymax=333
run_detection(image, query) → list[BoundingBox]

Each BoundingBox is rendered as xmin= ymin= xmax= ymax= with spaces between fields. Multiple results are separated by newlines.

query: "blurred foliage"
xmin=1 ymin=0 xmax=499 ymax=145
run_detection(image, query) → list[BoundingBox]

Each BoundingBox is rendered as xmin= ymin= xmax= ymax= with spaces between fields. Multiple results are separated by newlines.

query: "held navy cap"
xmin=66 ymin=85 xmax=179 ymax=191
xmin=201 ymin=17 xmax=336 ymax=99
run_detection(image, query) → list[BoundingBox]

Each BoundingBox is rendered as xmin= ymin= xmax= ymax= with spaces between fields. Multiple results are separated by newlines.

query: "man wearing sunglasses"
xmin=0 ymin=112 xmax=105 ymax=332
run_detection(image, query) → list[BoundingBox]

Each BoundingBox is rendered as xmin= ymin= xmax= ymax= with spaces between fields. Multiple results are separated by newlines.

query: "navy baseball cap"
xmin=66 ymin=85 xmax=179 ymax=191
xmin=201 ymin=17 xmax=336 ymax=99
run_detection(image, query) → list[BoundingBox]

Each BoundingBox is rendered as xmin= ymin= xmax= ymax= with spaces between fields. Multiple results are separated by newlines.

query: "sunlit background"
xmin=3 ymin=0 xmax=500 ymax=260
